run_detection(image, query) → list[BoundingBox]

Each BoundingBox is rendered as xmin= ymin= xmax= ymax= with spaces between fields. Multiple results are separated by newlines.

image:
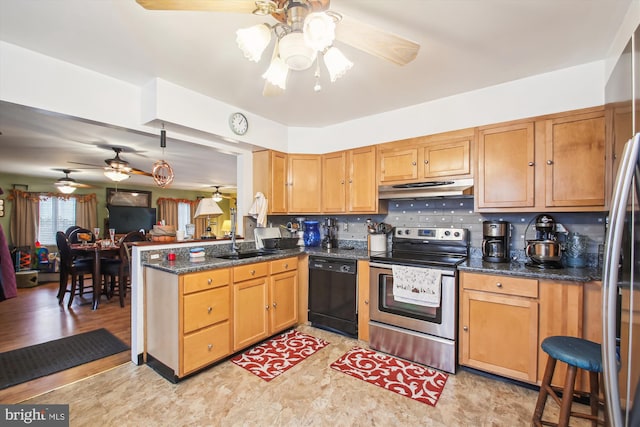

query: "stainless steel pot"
xmin=526 ymin=239 xmax=562 ymax=263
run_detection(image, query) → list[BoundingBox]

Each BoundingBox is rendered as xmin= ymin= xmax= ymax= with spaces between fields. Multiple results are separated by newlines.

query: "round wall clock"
xmin=229 ymin=112 xmax=248 ymax=135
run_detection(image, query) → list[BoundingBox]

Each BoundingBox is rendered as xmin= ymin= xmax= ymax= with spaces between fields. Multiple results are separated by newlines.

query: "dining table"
xmin=71 ymin=241 xmax=120 ymax=310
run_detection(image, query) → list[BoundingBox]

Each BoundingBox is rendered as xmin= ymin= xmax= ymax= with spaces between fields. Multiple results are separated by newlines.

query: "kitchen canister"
xmin=303 ymin=220 xmax=321 ymax=247
xmin=368 ymin=233 xmax=387 ymax=253
xmin=564 ymin=232 xmax=588 ymax=268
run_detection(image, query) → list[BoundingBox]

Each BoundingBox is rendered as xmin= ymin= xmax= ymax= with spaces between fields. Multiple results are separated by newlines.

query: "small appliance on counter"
xmin=321 ymin=217 xmax=338 ymax=249
xmin=482 ymin=220 xmax=510 ymax=263
xmin=525 ymin=214 xmax=563 ymax=269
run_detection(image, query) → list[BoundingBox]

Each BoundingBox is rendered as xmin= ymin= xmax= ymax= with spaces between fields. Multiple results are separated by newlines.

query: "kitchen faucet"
xmin=229 ymin=207 xmax=239 ymax=255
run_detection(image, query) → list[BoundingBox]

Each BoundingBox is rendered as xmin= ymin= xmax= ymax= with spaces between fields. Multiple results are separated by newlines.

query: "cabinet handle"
xmin=207 ymin=278 xmax=213 ymax=285
xmin=250 ymin=270 xmax=255 ymax=276
xmin=341 ymin=180 xmax=345 ymax=184
xmin=463 ymin=326 xmax=468 ymax=331
xmin=528 ymin=162 xmax=535 ymax=166
xmin=496 ymin=282 xmax=503 ymax=288
xmin=265 ymin=305 xmax=270 ymax=310
xmin=424 ymin=160 xmax=429 ymax=164
xmin=273 ymin=302 xmax=277 ymax=308
xmin=207 ymin=306 xmax=212 ymax=313
xmin=349 ymin=179 xmax=353 ymax=183
xmin=207 ymin=344 xmax=213 ymax=351
xmin=547 ymin=160 xmax=553 ymax=165
xmin=411 ymin=161 xmax=417 ymax=166
xmin=364 ymin=299 xmax=369 ymax=305
xmin=284 ymin=263 xmax=288 ymax=269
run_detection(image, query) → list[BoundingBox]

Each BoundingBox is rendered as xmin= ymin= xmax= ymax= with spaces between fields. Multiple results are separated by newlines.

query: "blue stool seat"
xmin=541 ymin=336 xmax=602 ymax=373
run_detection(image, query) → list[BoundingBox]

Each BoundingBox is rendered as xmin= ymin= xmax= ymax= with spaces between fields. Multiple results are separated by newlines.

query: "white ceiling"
xmin=0 ymin=0 xmax=633 ymax=191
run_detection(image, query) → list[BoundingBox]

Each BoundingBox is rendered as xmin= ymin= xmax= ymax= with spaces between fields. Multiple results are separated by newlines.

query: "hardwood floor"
xmin=0 ymin=279 xmax=131 ymax=404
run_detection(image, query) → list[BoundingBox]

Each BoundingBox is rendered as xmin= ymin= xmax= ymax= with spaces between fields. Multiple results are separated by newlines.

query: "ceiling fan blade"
xmin=67 ymin=161 xmax=103 ymax=169
xmin=335 ymin=13 xmax=420 ymax=66
xmin=135 ymin=0 xmax=256 ymax=13
xmin=131 ymin=168 xmax=153 ymax=177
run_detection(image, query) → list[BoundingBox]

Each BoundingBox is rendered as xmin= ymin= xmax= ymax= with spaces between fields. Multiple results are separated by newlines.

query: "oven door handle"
xmin=369 ymin=262 xmax=394 ymax=269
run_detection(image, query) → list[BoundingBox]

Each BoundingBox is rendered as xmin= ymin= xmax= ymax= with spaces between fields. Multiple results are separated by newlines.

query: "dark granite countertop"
xmin=143 ymin=246 xmax=370 ymax=275
xmin=458 ymin=258 xmax=602 ymax=282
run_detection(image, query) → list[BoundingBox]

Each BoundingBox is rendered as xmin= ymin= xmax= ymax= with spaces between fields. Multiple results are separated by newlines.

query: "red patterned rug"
xmin=330 ymin=347 xmax=448 ymax=406
xmin=231 ymin=329 xmax=329 ymax=381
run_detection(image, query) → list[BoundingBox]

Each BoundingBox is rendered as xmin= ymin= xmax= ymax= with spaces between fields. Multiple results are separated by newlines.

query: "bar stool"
xmin=532 ymin=336 xmax=606 ymax=427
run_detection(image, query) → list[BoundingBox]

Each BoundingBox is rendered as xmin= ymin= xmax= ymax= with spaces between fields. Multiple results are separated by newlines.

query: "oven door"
xmin=369 ymin=262 xmax=457 ymax=340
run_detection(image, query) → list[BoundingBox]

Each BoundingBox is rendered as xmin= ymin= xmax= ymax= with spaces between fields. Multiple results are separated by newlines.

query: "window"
xmin=38 ymin=196 xmax=76 ymax=245
xmin=177 ymin=202 xmax=191 ymax=234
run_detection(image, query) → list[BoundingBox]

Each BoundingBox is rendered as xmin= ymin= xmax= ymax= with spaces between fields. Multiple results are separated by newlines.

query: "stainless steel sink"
xmin=215 ymin=251 xmax=268 ymax=260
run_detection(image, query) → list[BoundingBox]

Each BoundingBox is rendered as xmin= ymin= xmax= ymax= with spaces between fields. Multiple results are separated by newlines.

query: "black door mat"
xmin=0 ymin=328 xmax=129 ymax=389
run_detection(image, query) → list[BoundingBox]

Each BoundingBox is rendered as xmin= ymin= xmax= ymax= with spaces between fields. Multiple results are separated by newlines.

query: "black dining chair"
xmin=56 ymin=231 xmax=93 ymax=307
xmin=101 ymin=231 xmax=146 ymax=307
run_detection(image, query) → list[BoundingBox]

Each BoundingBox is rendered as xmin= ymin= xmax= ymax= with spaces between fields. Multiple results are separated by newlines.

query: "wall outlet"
xmin=343 ymin=222 xmax=348 ymax=231
xmin=148 ymin=251 xmax=161 ymax=263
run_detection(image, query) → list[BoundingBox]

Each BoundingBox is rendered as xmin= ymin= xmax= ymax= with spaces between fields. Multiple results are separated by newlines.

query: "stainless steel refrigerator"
xmin=603 ymin=132 xmax=640 ymax=427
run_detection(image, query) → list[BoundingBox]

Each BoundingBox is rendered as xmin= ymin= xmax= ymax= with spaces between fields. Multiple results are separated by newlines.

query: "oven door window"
xmin=378 ymin=273 xmax=442 ymax=323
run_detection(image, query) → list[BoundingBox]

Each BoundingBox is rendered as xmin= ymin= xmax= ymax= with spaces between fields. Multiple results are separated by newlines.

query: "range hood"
xmin=378 ymin=178 xmax=474 ymax=199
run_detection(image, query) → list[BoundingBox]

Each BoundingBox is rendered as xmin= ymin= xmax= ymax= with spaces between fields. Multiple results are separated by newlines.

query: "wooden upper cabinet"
xmin=544 ymin=111 xmax=606 ymax=208
xmin=477 ymin=122 xmax=536 ymax=209
xmin=347 ymin=146 xmax=377 ymax=213
xmin=378 ymin=146 xmax=419 ymax=183
xmin=288 ymin=154 xmax=322 ymax=213
xmin=421 ymin=138 xmax=471 ymax=178
xmin=321 ymin=151 xmax=347 ymax=213
xmin=253 ymin=150 xmax=288 ymax=214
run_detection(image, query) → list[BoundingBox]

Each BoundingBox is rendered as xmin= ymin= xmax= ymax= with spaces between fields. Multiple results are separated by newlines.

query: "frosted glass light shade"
xmin=324 ymin=46 xmax=353 ymax=82
xmin=236 ymin=24 xmax=272 ymax=62
xmin=279 ymin=32 xmax=316 ymax=70
xmin=57 ymin=184 xmax=76 ymax=194
xmin=104 ymin=169 xmax=130 ymax=182
xmin=262 ymin=56 xmax=289 ymax=89
xmin=303 ymin=12 xmax=335 ymax=51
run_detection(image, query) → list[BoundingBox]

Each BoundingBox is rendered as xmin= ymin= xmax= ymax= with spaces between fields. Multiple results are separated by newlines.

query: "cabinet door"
xmin=348 ymin=146 xmax=377 ymax=213
xmin=270 ymin=151 xmax=288 ymax=213
xmin=357 ymin=260 xmax=370 ymax=341
xmin=288 ymin=154 xmax=322 ymax=213
xmin=460 ymin=289 xmax=538 ymax=382
xmin=233 ymin=277 xmax=269 ymax=351
xmin=477 ymin=122 xmax=535 ymax=208
xmin=544 ymin=112 xmax=606 ymax=207
xmin=269 ymin=270 xmax=298 ymax=333
xmin=378 ymin=147 xmax=418 ymax=183
xmin=322 ymin=151 xmax=347 ymax=213
xmin=421 ymin=139 xmax=470 ymax=178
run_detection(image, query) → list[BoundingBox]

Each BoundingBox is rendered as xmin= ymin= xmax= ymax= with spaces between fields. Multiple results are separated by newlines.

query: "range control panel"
xmin=394 ymin=227 xmax=467 ymax=242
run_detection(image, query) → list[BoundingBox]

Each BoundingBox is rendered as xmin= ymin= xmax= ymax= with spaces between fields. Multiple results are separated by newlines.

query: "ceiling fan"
xmin=69 ymin=147 xmax=153 ymax=182
xmin=211 ymin=186 xmax=235 ymax=202
xmin=53 ymin=169 xmax=93 ymax=194
xmin=135 ymin=0 xmax=420 ymax=94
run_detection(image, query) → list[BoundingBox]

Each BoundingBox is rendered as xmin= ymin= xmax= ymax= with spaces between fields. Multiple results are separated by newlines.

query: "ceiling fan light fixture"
xmin=303 ymin=12 xmax=335 ymax=51
xmin=236 ymin=24 xmax=272 ymax=62
xmin=57 ymin=184 xmax=76 ymax=194
xmin=262 ymin=40 xmax=289 ymax=89
xmin=324 ymin=46 xmax=353 ymax=82
xmin=104 ymin=168 xmax=130 ymax=182
xmin=279 ymin=32 xmax=316 ymax=70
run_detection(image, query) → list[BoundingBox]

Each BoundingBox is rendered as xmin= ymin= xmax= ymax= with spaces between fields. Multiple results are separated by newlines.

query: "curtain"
xmin=76 ymin=194 xmax=98 ymax=230
xmin=8 ymin=190 xmax=39 ymax=248
xmin=157 ymin=198 xmax=178 ymax=229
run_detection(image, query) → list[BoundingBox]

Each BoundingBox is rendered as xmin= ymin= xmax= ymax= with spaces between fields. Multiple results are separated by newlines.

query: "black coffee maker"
xmin=321 ymin=217 xmax=338 ymax=249
xmin=482 ymin=220 xmax=510 ymax=263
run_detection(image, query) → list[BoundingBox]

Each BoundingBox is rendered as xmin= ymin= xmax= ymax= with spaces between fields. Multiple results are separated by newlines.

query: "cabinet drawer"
xmin=183 ymin=268 xmax=230 ymax=294
xmin=233 ymin=262 xmax=268 ymax=282
xmin=183 ymin=286 xmax=230 ymax=333
xmin=182 ymin=321 xmax=230 ymax=374
xmin=270 ymin=257 xmax=298 ymax=274
xmin=461 ymin=272 xmax=538 ymax=298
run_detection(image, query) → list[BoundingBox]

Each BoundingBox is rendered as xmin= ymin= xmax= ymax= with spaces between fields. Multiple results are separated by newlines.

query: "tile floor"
xmin=23 ymin=325 xmax=595 ymax=426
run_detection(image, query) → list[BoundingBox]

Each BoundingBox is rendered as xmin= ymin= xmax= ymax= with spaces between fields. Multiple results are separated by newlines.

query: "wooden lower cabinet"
xmin=145 ymin=256 xmax=299 ymax=381
xmin=459 ymin=272 xmax=602 ymax=391
xmin=357 ymin=260 xmax=370 ymax=341
xmin=233 ymin=258 xmax=298 ymax=351
xmin=145 ymin=267 xmax=232 ymax=379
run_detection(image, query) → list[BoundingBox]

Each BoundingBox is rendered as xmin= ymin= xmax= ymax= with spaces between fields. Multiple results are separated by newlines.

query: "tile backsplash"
xmin=268 ymin=197 xmax=607 ymax=262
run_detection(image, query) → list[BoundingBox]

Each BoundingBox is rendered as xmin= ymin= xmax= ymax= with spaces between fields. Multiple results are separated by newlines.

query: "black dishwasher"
xmin=308 ymin=256 xmax=358 ymax=338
